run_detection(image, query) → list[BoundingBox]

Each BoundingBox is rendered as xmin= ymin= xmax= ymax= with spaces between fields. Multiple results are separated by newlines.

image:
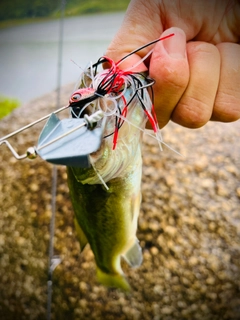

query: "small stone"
xmin=148 ymin=221 xmax=160 ymax=231
xmin=206 ymin=277 xmax=215 ymax=285
xmin=153 ymin=302 xmax=160 ymax=314
xmin=208 ymin=221 xmax=216 ymax=231
xmin=177 ymin=301 xmax=187 ymax=309
xmin=206 ymin=292 xmax=217 ymax=300
xmin=29 ymin=183 xmax=39 ymax=192
xmin=190 ymin=304 xmax=198 ymax=312
xmin=0 ymin=235 xmax=5 ymax=246
xmin=200 ymin=304 xmax=209 ymax=312
xmin=79 ymin=281 xmax=88 ymax=291
xmin=216 ymin=183 xmax=229 ymax=197
xmin=69 ymin=296 xmax=76 ymax=304
xmin=165 ymin=225 xmax=177 ymax=237
xmin=153 ymin=285 xmax=163 ymax=295
xmin=236 ymin=187 xmax=240 ymax=198
xmin=226 ymin=165 xmax=238 ymax=175
xmin=16 ymin=236 xmax=26 ymax=246
xmin=150 ymin=247 xmax=159 ymax=256
xmin=161 ymin=306 xmax=173 ymax=315
xmin=165 ymin=175 xmax=175 ymax=186
xmin=78 ymin=299 xmax=88 ymax=308
xmin=74 ymin=308 xmax=82 ymax=316
xmin=182 ymin=277 xmax=191 ymax=286
xmin=201 ymin=178 xmax=214 ymax=188
xmin=188 ymin=256 xmax=198 ymax=267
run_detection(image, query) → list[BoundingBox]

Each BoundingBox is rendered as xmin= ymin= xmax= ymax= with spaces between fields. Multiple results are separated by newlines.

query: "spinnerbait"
xmin=0 ymin=33 xmax=174 ymax=165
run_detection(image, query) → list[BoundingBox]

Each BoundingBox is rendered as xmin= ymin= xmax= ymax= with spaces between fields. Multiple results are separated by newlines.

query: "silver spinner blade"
xmin=37 ymin=113 xmax=103 ymax=168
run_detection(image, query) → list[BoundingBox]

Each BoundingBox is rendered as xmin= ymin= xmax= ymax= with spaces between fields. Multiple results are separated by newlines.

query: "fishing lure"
xmin=69 ymin=33 xmax=174 ymax=150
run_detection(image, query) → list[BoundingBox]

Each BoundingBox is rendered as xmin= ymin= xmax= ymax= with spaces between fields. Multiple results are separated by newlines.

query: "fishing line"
xmin=47 ymin=0 xmax=65 ymax=319
xmin=89 ymin=156 xmax=109 ymax=190
xmin=116 ymin=33 xmax=175 ymax=67
xmin=114 ymin=111 xmax=182 ymax=157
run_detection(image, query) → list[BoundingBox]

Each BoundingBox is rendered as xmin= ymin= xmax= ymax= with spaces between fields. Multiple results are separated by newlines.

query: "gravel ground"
xmin=0 ymin=85 xmax=240 ymax=320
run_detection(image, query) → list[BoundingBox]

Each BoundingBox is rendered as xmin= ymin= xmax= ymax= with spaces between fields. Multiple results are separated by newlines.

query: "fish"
xmin=67 ymin=34 xmax=174 ymax=290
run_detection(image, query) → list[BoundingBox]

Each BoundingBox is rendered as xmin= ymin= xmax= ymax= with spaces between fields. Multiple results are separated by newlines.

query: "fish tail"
xmin=96 ymin=268 xmax=130 ymax=291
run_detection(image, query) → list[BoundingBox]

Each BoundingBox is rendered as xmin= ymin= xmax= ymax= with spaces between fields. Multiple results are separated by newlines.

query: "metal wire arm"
xmin=0 ymin=140 xmax=37 ymax=160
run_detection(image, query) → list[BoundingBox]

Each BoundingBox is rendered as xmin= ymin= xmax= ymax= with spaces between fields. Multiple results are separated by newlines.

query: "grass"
xmin=61 ymin=0 xmax=130 ymax=17
xmin=0 ymin=96 xmax=20 ymax=119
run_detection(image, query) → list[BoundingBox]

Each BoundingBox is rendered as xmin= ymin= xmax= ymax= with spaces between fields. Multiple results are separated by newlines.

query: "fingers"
xmin=171 ymin=41 xmax=221 ymax=128
xmin=106 ymin=8 xmax=240 ymax=129
xmin=151 ymin=29 xmax=240 ymax=128
xmin=212 ymin=43 xmax=240 ymax=122
xmin=105 ymin=0 xmax=162 ymax=71
xmin=149 ymin=28 xmax=189 ymax=128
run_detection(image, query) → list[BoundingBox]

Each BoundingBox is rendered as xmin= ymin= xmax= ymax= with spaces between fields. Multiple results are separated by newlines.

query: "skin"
xmin=106 ymin=0 xmax=240 ymax=128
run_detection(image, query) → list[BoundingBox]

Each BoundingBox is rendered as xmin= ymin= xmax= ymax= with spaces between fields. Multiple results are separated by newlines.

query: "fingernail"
xmin=162 ymin=28 xmax=186 ymax=59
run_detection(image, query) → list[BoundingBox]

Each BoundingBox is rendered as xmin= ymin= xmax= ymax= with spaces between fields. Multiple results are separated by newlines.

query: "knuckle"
xmin=173 ymin=98 xmax=212 ymax=128
xmin=157 ymin=60 xmax=189 ymax=90
xmin=188 ymin=41 xmax=220 ymax=58
xmin=214 ymin=92 xmax=240 ymax=122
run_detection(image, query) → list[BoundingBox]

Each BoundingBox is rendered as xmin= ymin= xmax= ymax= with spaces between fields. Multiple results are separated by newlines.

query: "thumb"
xmin=105 ymin=37 xmax=148 ymax=73
xmin=150 ymin=27 xmax=189 ymax=128
xmin=105 ymin=1 xmax=162 ymax=72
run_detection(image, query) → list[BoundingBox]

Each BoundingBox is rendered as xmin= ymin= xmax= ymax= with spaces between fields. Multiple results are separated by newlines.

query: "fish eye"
xmin=71 ymin=93 xmax=81 ymax=101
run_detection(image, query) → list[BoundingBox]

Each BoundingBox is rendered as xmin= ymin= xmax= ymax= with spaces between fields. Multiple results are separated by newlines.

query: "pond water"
xmin=0 ymin=13 xmax=125 ymax=104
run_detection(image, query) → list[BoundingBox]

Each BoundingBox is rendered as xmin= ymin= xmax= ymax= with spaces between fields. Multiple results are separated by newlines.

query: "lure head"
xmin=69 ymin=88 xmax=95 ymax=105
xmin=69 ymin=88 xmax=97 ymax=118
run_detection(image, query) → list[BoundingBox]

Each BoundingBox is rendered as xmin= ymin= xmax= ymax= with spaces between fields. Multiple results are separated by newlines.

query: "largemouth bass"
xmin=66 ymin=36 xmax=172 ymax=290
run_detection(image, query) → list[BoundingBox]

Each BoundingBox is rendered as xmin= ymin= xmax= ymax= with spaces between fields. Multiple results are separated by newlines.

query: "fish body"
xmin=67 ymin=151 xmax=142 ymax=290
xmin=67 ymin=71 xmax=154 ymax=290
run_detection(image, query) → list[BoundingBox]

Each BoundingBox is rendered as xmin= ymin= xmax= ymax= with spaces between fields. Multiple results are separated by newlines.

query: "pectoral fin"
xmin=74 ymin=218 xmax=88 ymax=252
xmin=123 ymin=239 xmax=143 ymax=268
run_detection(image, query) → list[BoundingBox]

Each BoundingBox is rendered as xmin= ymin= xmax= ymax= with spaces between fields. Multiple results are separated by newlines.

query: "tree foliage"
xmin=0 ymin=0 xmax=60 ymax=21
xmin=0 ymin=0 xmax=130 ymax=21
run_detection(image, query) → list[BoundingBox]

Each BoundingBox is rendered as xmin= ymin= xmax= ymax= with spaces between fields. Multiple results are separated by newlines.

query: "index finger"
xmin=106 ymin=0 xmax=163 ymax=70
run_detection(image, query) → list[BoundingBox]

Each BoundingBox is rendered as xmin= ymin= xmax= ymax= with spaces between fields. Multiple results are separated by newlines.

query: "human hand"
xmin=106 ymin=0 xmax=240 ymax=128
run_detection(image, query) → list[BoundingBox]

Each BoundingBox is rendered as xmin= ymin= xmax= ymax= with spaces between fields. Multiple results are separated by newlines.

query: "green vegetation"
xmin=0 ymin=96 xmax=20 ymax=119
xmin=62 ymin=0 xmax=130 ymax=17
xmin=0 ymin=0 xmax=59 ymax=21
xmin=0 ymin=0 xmax=130 ymax=22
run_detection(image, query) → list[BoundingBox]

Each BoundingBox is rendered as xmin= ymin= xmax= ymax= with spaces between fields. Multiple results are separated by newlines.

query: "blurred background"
xmin=0 ymin=1 xmax=240 ymax=320
xmin=0 ymin=0 xmax=129 ymax=109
